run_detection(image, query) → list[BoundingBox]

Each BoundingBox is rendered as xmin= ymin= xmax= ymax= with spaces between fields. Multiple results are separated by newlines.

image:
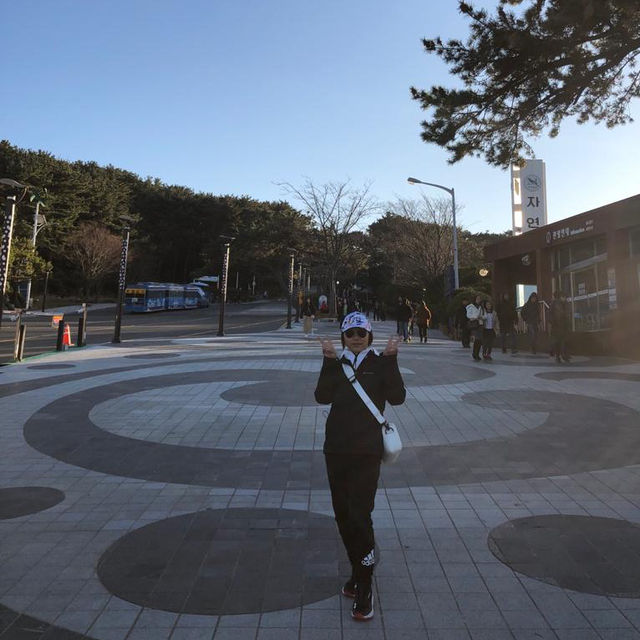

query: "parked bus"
xmin=124 ymin=283 xmax=209 ymax=313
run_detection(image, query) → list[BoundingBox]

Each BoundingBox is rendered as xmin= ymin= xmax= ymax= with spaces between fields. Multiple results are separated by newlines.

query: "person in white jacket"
xmin=466 ymin=295 xmax=485 ymax=361
xmin=481 ymin=300 xmax=499 ymax=360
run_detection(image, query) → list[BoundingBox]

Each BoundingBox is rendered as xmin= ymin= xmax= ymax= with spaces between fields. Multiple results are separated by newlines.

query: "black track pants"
xmin=325 ymin=453 xmax=380 ymax=585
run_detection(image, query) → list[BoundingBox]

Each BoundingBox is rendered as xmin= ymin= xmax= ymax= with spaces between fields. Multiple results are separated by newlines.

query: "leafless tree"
xmin=65 ymin=222 xmax=122 ymax=298
xmin=386 ymin=194 xmax=457 ymax=289
xmin=279 ymin=179 xmax=379 ymax=314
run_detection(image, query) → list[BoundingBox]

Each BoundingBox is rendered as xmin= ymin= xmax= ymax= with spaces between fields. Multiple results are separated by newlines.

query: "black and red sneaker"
xmin=341 ymin=578 xmax=356 ymax=598
xmin=351 ymin=584 xmax=374 ymax=621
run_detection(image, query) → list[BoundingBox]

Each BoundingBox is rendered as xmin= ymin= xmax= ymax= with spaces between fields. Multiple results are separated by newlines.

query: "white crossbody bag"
xmin=341 ymin=362 xmax=403 ymax=464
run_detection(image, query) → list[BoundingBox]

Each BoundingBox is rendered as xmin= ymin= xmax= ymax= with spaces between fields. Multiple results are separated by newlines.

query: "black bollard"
xmin=77 ymin=316 xmax=86 ymax=347
xmin=56 ymin=318 xmax=65 ymax=351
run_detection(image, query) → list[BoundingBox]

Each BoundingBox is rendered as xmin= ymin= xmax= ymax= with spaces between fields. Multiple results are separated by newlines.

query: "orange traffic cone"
xmin=62 ymin=323 xmax=74 ymax=349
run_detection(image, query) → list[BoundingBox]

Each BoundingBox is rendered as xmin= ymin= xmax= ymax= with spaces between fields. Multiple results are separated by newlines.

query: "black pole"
xmin=112 ymin=226 xmax=130 ymax=344
xmin=295 ymin=263 xmax=302 ymax=323
xmin=56 ymin=316 xmax=65 ymax=351
xmin=286 ymin=252 xmax=294 ymax=329
xmin=77 ymin=303 xmax=87 ymax=347
xmin=41 ymin=269 xmax=50 ymax=313
xmin=217 ymin=242 xmax=231 ymax=336
xmin=0 ymin=196 xmax=17 ymax=330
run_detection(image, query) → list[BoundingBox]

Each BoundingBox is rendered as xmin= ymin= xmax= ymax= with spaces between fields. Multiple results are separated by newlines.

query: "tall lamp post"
xmin=24 ymin=190 xmax=47 ymax=310
xmin=407 ymin=177 xmax=459 ymax=291
xmin=112 ymin=215 xmax=134 ymax=344
xmin=0 ymin=179 xmax=27 ymax=329
xmin=286 ymin=248 xmax=297 ymax=329
xmin=217 ymin=235 xmax=235 ymax=336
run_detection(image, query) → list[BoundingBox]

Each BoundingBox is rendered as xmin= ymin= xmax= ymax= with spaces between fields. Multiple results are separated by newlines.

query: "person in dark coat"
xmin=396 ymin=297 xmax=413 ymax=342
xmin=316 ymin=312 xmax=405 ymax=621
xmin=521 ymin=292 xmax=540 ymax=354
xmin=415 ymin=301 xmax=432 ymax=343
xmin=455 ymin=298 xmax=470 ymax=347
xmin=496 ymin=292 xmax=518 ymax=354
xmin=549 ymin=291 xmax=572 ymax=363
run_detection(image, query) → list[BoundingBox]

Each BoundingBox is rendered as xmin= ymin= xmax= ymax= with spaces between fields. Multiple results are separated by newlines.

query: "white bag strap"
xmin=341 ymin=362 xmax=387 ymax=426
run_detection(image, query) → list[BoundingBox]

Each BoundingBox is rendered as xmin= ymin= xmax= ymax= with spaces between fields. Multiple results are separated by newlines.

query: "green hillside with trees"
xmin=1 ymin=140 xmax=508 ymax=322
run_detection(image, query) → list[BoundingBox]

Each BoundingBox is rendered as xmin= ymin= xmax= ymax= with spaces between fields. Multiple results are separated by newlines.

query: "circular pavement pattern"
xmin=123 ymin=353 xmax=180 ymax=359
xmin=97 ymin=507 xmax=344 ymax=614
xmin=0 ymin=487 xmax=65 ymax=520
xmin=488 ymin=515 xmax=640 ymax=597
xmin=27 ymin=364 xmax=76 ymax=370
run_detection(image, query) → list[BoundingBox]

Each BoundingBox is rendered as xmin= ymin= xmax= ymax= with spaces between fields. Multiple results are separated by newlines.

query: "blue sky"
xmin=3 ymin=0 xmax=638 ymax=233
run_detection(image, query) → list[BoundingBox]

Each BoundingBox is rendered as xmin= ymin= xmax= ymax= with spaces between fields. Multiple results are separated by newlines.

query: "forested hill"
xmin=0 ymin=140 xmax=312 ymax=297
xmin=1 ymin=140 xmax=508 ymax=305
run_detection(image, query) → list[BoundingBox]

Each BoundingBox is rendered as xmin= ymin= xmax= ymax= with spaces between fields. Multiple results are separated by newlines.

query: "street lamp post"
xmin=0 ymin=179 xmax=28 ymax=329
xmin=112 ymin=217 xmax=133 ymax=343
xmin=286 ymin=249 xmax=297 ymax=329
xmin=217 ymin=235 xmax=235 ymax=336
xmin=24 ymin=198 xmax=47 ymax=310
xmin=0 ymin=195 xmax=18 ymax=329
xmin=295 ymin=262 xmax=303 ymax=323
xmin=407 ymin=177 xmax=459 ymax=291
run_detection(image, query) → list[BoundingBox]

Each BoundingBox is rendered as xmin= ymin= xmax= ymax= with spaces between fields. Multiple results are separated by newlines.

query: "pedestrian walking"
xmin=455 ymin=297 xmax=470 ymax=347
xmin=482 ymin=300 xmax=497 ymax=360
xmin=315 ymin=312 xmax=406 ymax=621
xmin=466 ymin=295 xmax=485 ymax=361
xmin=301 ymin=296 xmax=316 ymax=338
xmin=521 ymin=292 xmax=540 ymax=354
xmin=496 ymin=292 xmax=518 ymax=354
xmin=396 ymin=296 xmax=413 ymax=342
xmin=416 ymin=300 xmax=432 ymax=343
xmin=549 ymin=291 xmax=572 ymax=363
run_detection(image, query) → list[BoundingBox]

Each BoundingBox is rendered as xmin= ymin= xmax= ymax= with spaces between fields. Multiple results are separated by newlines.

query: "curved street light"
xmin=407 ymin=177 xmax=459 ymax=291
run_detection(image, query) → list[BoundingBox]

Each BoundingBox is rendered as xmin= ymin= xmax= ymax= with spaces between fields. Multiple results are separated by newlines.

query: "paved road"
xmin=0 ymin=301 xmax=287 ymax=363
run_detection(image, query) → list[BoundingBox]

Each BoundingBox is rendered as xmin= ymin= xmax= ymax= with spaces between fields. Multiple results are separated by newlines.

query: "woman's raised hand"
xmin=383 ymin=334 xmax=401 ymax=356
xmin=318 ymin=337 xmax=337 ymax=359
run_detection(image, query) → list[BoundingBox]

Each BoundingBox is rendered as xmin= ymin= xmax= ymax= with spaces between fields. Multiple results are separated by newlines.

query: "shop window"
xmin=573 ymin=267 xmax=596 ymax=297
xmin=571 ymin=239 xmax=595 ymax=264
xmin=598 ymin=293 xmax=611 ymax=329
xmin=597 ymin=261 xmax=608 ymax=291
xmin=560 ymin=246 xmax=571 ymax=269
xmin=560 ymin=273 xmax=572 ymax=297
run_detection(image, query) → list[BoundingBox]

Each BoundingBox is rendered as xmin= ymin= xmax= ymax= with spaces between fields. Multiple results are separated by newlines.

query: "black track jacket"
xmin=315 ymin=351 xmax=406 ymax=457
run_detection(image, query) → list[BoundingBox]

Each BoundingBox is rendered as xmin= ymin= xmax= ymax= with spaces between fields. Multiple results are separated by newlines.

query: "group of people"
xmin=455 ymin=291 xmax=573 ymax=363
xmin=396 ymin=297 xmax=432 ymax=343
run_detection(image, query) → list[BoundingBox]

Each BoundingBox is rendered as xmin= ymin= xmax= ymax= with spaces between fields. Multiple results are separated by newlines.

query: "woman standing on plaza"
xmin=481 ymin=300 xmax=498 ymax=360
xmin=466 ymin=295 xmax=485 ymax=361
xmin=315 ymin=312 xmax=406 ymax=621
xmin=301 ymin=296 xmax=316 ymax=337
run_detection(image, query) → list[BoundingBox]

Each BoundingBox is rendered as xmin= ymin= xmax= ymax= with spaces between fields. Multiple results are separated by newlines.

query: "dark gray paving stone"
xmin=27 ymin=364 xmax=76 ymax=370
xmin=98 ymin=507 xmax=342 ymax=615
xmin=489 ymin=515 xmax=640 ymax=597
xmin=124 ymin=353 xmax=180 ymax=359
xmin=0 ymin=487 xmax=65 ymax=520
xmin=25 ymin=378 xmax=640 ymax=490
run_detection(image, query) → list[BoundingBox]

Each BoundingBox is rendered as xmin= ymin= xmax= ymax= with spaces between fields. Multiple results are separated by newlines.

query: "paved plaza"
xmin=2 ymin=309 xmax=640 ymax=639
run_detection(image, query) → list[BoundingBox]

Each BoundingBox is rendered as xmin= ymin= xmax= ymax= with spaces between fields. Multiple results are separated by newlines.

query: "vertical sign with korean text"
xmin=511 ymin=159 xmax=548 ymax=235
